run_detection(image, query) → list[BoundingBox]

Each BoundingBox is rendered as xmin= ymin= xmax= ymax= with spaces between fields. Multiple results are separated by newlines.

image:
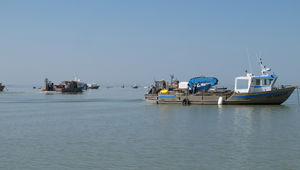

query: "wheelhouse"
xmin=235 ymin=74 xmax=277 ymax=93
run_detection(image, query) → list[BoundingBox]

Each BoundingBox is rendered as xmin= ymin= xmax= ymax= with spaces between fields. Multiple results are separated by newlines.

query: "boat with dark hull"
xmin=0 ymin=83 xmax=5 ymax=92
xmin=226 ymin=86 xmax=296 ymax=105
xmin=156 ymin=86 xmax=295 ymax=105
xmin=42 ymin=78 xmax=83 ymax=93
xmin=145 ymin=59 xmax=296 ymax=105
xmin=132 ymin=84 xmax=138 ymax=89
xmin=87 ymin=83 xmax=100 ymax=89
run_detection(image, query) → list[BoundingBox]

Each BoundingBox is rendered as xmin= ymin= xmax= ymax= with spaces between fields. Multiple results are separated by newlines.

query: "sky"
xmin=0 ymin=0 xmax=299 ymax=86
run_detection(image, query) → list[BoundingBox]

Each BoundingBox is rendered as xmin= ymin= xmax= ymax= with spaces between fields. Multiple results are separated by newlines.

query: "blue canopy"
xmin=188 ymin=77 xmax=218 ymax=92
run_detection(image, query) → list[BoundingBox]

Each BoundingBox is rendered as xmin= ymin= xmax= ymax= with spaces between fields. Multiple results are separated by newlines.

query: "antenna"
xmin=170 ymin=74 xmax=174 ymax=83
xmin=258 ymin=58 xmax=271 ymax=75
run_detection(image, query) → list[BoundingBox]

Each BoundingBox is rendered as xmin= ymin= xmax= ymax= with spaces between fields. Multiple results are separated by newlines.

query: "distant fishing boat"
xmin=145 ymin=59 xmax=296 ymax=105
xmin=87 ymin=83 xmax=100 ymax=89
xmin=0 ymin=83 xmax=5 ymax=92
xmin=74 ymin=77 xmax=88 ymax=90
xmin=42 ymin=78 xmax=83 ymax=93
xmin=132 ymin=84 xmax=138 ymax=88
xmin=121 ymin=84 xmax=125 ymax=88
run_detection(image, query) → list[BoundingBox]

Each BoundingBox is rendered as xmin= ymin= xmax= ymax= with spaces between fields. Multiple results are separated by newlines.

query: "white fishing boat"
xmin=145 ymin=59 xmax=296 ymax=105
xmin=87 ymin=83 xmax=100 ymax=89
xmin=132 ymin=84 xmax=138 ymax=88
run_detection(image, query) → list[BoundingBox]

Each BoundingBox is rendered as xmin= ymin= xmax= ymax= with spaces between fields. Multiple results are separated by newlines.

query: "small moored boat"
xmin=0 ymin=83 xmax=5 ymax=92
xmin=87 ymin=83 xmax=100 ymax=89
xmin=42 ymin=78 xmax=83 ymax=93
xmin=132 ymin=84 xmax=138 ymax=88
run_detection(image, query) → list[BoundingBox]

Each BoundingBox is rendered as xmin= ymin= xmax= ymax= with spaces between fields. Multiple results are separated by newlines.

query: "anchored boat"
xmin=42 ymin=78 xmax=83 ymax=93
xmin=74 ymin=77 xmax=88 ymax=90
xmin=132 ymin=84 xmax=138 ymax=89
xmin=0 ymin=83 xmax=5 ymax=92
xmin=145 ymin=59 xmax=296 ymax=105
xmin=87 ymin=83 xmax=100 ymax=89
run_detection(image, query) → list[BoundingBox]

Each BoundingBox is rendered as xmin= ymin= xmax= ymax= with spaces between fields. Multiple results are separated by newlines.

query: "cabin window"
xmin=237 ymin=79 xmax=249 ymax=90
xmin=261 ymin=79 xmax=273 ymax=86
xmin=267 ymin=79 xmax=273 ymax=85
xmin=263 ymin=79 xmax=267 ymax=85
xmin=255 ymin=79 xmax=260 ymax=85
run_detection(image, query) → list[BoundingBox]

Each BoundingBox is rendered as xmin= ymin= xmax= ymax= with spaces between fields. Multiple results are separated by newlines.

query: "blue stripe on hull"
xmin=233 ymin=90 xmax=289 ymax=98
xmin=158 ymin=95 xmax=176 ymax=98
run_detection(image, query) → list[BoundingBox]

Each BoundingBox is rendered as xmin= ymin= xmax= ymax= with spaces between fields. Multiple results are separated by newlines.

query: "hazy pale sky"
xmin=0 ymin=0 xmax=299 ymax=86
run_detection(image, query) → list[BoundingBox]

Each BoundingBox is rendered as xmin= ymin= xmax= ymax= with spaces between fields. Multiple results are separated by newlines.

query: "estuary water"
xmin=0 ymin=86 xmax=300 ymax=170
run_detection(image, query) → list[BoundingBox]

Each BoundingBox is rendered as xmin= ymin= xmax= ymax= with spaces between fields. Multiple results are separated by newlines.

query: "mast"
xmin=259 ymin=58 xmax=271 ymax=75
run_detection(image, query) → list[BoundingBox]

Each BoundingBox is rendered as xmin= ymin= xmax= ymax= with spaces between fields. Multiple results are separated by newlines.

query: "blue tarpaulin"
xmin=188 ymin=77 xmax=218 ymax=92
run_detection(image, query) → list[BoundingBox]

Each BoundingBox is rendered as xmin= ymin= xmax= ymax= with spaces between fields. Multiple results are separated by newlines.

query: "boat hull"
xmin=88 ymin=86 xmax=99 ymax=89
xmin=0 ymin=85 xmax=5 ymax=92
xmin=157 ymin=93 xmax=232 ymax=105
xmin=225 ymin=86 xmax=296 ymax=105
xmin=149 ymin=87 xmax=296 ymax=105
xmin=56 ymin=88 xmax=83 ymax=93
xmin=145 ymin=94 xmax=158 ymax=101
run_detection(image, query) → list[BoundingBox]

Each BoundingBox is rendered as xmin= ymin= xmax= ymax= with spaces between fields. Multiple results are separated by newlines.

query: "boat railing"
xmin=277 ymin=85 xmax=295 ymax=89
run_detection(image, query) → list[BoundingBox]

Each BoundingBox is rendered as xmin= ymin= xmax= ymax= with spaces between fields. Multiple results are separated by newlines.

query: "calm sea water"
xmin=0 ymin=86 xmax=300 ymax=170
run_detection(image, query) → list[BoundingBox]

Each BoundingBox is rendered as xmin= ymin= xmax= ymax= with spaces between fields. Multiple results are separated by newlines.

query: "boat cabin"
xmin=234 ymin=73 xmax=277 ymax=93
xmin=234 ymin=58 xmax=278 ymax=94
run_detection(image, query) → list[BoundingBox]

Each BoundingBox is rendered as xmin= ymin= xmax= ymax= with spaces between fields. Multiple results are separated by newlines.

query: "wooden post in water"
xmin=297 ymin=86 xmax=300 ymax=105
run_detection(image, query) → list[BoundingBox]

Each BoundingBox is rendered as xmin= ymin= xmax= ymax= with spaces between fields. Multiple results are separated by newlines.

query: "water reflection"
xmin=153 ymin=104 xmax=294 ymax=123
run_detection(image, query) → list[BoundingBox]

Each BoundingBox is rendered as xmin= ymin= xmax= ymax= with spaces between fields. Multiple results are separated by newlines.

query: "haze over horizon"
xmin=1 ymin=0 xmax=299 ymax=87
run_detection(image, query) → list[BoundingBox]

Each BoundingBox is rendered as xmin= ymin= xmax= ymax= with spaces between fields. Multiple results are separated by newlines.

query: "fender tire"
xmin=182 ymin=99 xmax=190 ymax=105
